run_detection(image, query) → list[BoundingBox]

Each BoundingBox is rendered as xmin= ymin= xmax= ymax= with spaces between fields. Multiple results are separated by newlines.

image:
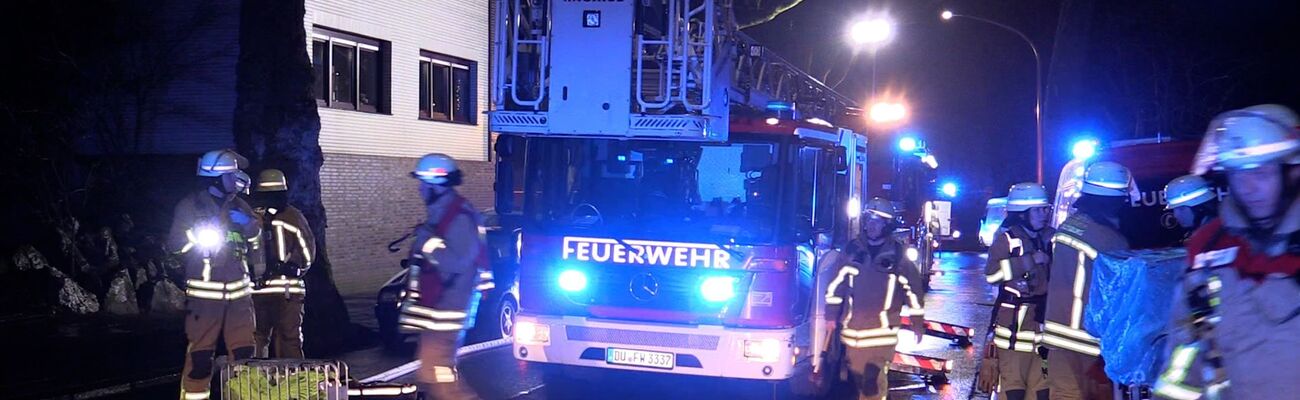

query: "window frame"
xmin=419 ymin=51 xmax=477 ymax=125
xmin=312 ymin=27 xmax=388 ymax=114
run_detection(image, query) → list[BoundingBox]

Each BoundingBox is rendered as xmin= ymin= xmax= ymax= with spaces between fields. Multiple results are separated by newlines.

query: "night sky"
xmin=745 ymin=0 xmax=1300 ymax=236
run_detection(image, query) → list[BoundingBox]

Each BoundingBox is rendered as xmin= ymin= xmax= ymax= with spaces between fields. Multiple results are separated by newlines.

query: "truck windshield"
xmin=521 ymin=136 xmax=787 ymax=244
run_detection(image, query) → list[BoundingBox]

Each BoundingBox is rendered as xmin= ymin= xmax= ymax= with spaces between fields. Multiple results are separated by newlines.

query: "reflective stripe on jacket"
xmin=825 ymin=237 xmax=926 ymax=348
xmin=1042 ymin=213 xmax=1128 ymax=356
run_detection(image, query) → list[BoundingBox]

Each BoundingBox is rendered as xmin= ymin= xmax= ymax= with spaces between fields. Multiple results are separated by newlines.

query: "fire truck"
xmin=487 ymin=0 xmax=872 ymax=395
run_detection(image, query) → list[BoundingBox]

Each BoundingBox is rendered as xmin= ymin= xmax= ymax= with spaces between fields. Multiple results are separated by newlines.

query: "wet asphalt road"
xmin=430 ymin=251 xmax=997 ymax=400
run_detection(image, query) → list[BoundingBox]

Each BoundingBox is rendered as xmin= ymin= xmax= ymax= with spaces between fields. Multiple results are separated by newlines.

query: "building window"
xmin=312 ymin=27 xmax=388 ymax=113
xmin=419 ymin=52 xmax=476 ymax=124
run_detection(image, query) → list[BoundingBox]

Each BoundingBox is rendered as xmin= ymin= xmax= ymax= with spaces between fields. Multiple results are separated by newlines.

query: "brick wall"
xmin=319 ymin=152 xmax=494 ymax=295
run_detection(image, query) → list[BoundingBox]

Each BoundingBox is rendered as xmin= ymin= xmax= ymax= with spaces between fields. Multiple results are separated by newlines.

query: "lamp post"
xmin=848 ymin=16 xmax=894 ymax=96
xmin=942 ymin=10 xmax=1044 ymax=184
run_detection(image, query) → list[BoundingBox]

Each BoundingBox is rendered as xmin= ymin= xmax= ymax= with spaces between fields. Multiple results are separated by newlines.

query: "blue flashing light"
xmin=558 ymin=269 xmax=588 ymax=292
xmin=941 ymin=182 xmax=959 ymax=198
xmin=766 ymin=101 xmax=793 ymax=111
xmin=616 ymin=155 xmax=628 ymax=162
xmin=700 ymin=276 xmax=737 ymax=302
xmin=1072 ymin=138 xmax=1099 ymax=160
xmin=665 ymin=158 xmax=675 ymax=165
xmin=898 ymin=137 xmax=918 ymax=153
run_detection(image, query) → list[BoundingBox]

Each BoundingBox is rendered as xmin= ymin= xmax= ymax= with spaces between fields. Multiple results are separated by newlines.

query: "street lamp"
xmin=941 ymin=9 xmax=1044 ymax=184
xmin=868 ymin=101 xmax=908 ymax=125
xmin=847 ymin=15 xmax=895 ymax=96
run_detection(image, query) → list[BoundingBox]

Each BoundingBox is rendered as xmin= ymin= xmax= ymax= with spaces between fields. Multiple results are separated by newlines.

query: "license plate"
xmin=606 ymin=348 xmax=675 ymax=370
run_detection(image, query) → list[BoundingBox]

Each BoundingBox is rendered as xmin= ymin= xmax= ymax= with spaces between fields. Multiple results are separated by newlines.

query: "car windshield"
xmin=521 ymin=136 xmax=787 ymax=244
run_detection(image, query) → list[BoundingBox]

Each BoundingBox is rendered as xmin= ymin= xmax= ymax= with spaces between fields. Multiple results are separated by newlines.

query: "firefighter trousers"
xmin=417 ymin=331 xmax=482 ymax=400
xmin=997 ymin=348 xmax=1048 ymax=400
xmin=845 ymin=346 xmax=894 ymax=400
xmin=1047 ymin=349 xmax=1113 ymax=400
xmin=180 ymin=297 xmax=256 ymax=400
xmin=252 ymin=294 xmax=304 ymax=358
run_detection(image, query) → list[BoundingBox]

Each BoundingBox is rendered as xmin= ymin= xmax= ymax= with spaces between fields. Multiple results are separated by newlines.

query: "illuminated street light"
xmin=941 ymin=10 xmax=954 ymax=20
xmin=869 ymin=102 xmax=907 ymax=124
xmin=850 ymin=17 xmax=895 ymax=46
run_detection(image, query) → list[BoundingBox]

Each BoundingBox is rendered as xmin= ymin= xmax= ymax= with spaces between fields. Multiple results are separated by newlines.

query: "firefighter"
xmin=1041 ymin=161 xmax=1132 ymax=400
xmin=168 ymin=149 xmax=261 ymax=400
xmin=825 ymin=197 xmax=927 ymax=400
xmin=1164 ymin=174 xmax=1219 ymax=242
xmin=984 ymin=183 xmax=1054 ymax=400
xmin=399 ymin=153 xmax=485 ymax=400
xmin=250 ymin=169 xmax=315 ymax=359
xmin=1154 ymin=104 xmax=1300 ymax=400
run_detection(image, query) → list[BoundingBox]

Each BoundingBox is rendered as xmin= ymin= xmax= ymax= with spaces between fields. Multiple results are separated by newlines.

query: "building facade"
xmin=307 ymin=0 xmax=493 ymax=294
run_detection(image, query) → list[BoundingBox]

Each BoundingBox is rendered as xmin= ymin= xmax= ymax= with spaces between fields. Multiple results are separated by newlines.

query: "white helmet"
xmin=196 ymin=149 xmax=247 ymax=177
xmin=1164 ymin=174 xmax=1215 ymax=210
xmin=412 ymin=153 xmax=460 ymax=185
xmin=1005 ymin=182 xmax=1050 ymax=212
xmin=1192 ymin=104 xmax=1300 ymax=174
xmin=255 ymin=169 xmax=288 ymax=193
xmin=863 ymin=197 xmax=895 ymax=220
xmin=1081 ymin=161 xmax=1131 ymax=197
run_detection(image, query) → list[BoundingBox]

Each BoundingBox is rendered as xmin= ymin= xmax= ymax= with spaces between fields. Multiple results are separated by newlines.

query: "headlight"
xmin=743 ymin=338 xmax=782 ymax=363
xmin=700 ymin=276 xmax=737 ymax=303
xmin=905 ymin=247 xmax=919 ymax=262
xmin=515 ymin=321 xmax=551 ymax=345
xmin=558 ymin=269 xmax=588 ymax=292
xmin=196 ymin=228 xmax=224 ymax=250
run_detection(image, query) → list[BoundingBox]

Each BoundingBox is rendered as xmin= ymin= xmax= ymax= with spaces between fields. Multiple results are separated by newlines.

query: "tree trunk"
xmin=233 ymin=0 xmax=352 ymax=356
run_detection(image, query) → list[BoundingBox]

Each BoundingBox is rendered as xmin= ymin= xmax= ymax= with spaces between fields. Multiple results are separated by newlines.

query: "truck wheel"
xmin=498 ymin=296 xmax=517 ymax=339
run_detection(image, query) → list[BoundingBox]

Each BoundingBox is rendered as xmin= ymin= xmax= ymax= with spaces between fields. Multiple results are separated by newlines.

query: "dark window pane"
xmin=419 ymin=61 xmax=431 ymax=118
xmin=452 ymin=67 xmax=471 ymax=123
xmin=358 ymin=48 xmax=379 ymax=112
xmin=312 ymin=40 xmax=328 ymax=102
xmin=431 ymin=63 xmax=450 ymax=119
xmin=331 ymin=44 xmax=356 ymax=107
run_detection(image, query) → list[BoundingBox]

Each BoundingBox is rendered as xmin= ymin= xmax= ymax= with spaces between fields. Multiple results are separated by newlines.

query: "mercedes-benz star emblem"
xmin=629 ymin=273 xmax=659 ymax=301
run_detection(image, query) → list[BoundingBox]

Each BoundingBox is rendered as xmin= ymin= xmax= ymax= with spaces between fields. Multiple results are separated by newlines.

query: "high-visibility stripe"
xmin=403 ymin=305 xmax=468 ymax=320
xmin=1053 ymin=234 xmax=1098 ymax=258
xmin=987 ymin=259 xmax=1013 ymax=283
xmin=271 ymin=220 xmax=314 ymax=266
xmin=201 ymin=258 xmax=212 ymax=282
xmin=186 ymin=287 xmax=252 ymax=300
xmin=399 ymin=316 xmax=465 ymax=331
xmin=878 ymin=274 xmax=897 ymax=328
xmin=993 ymin=337 xmax=1038 ymax=353
xmin=1044 ymin=321 xmax=1098 ymax=342
xmin=253 ymin=287 xmax=306 ymax=295
xmin=841 ymin=336 xmax=899 ymax=348
xmin=1072 ymin=251 xmax=1087 ymax=328
xmin=1161 ymin=345 xmax=1198 ymax=384
xmin=1041 ymin=333 xmax=1100 ymax=356
xmin=825 ymin=265 xmax=859 ymax=305
xmin=841 ymin=327 xmax=898 ymax=339
xmin=186 ymin=278 xmax=251 ymax=291
xmin=182 ymin=390 xmax=211 ymax=400
xmin=899 ymin=275 xmax=922 ymax=311
xmin=433 ymin=366 xmax=457 ymax=383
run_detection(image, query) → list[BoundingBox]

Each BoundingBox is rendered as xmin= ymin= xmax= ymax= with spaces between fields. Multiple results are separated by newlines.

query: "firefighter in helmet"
xmin=1154 ymin=104 xmax=1300 ymax=399
xmin=825 ymin=197 xmax=927 ymax=400
xmin=168 ymin=149 xmax=261 ymax=400
xmin=1041 ymin=161 xmax=1133 ymax=400
xmin=400 ymin=153 xmax=485 ymax=399
xmin=250 ymin=168 xmax=315 ymax=358
xmin=984 ymin=183 xmax=1054 ymax=400
xmin=1164 ymin=174 xmax=1220 ymax=243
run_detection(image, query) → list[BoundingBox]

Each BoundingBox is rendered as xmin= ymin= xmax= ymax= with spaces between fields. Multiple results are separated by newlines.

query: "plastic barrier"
xmin=1084 ymin=248 xmax=1186 ymax=386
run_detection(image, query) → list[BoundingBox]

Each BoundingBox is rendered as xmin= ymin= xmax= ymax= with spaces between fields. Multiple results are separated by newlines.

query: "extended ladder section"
xmin=490 ymin=0 xmax=856 ymax=141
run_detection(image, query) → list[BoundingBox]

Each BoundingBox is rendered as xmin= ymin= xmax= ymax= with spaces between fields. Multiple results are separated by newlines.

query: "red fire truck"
xmin=487 ymin=0 xmax=874 ymax=395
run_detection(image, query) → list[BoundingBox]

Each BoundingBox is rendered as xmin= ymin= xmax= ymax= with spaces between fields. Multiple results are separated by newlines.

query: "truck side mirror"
xmin=834 ymin=147 xmax=848 ymax=173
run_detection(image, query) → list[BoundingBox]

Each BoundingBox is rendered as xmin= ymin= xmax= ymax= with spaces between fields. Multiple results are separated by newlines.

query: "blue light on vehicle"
xmin=1072 ymin=138 xmax=1098 ymax=160
xmin=941 ymin=182 xmax=959 ymax=198
xmin=766 ymin=101 xmax=793 ymax=111
xmin=898 ymin=137 xmax=918 ymax=152
xmin=616 ymin=155 xmax=628 ymax=162
xmin=558 ymin=269 xmax=588 ymax=292
xmin=700 ymin=276 xmax=738 ymax=303
xmin=664 ymin=158 xmax=675 ymax=165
